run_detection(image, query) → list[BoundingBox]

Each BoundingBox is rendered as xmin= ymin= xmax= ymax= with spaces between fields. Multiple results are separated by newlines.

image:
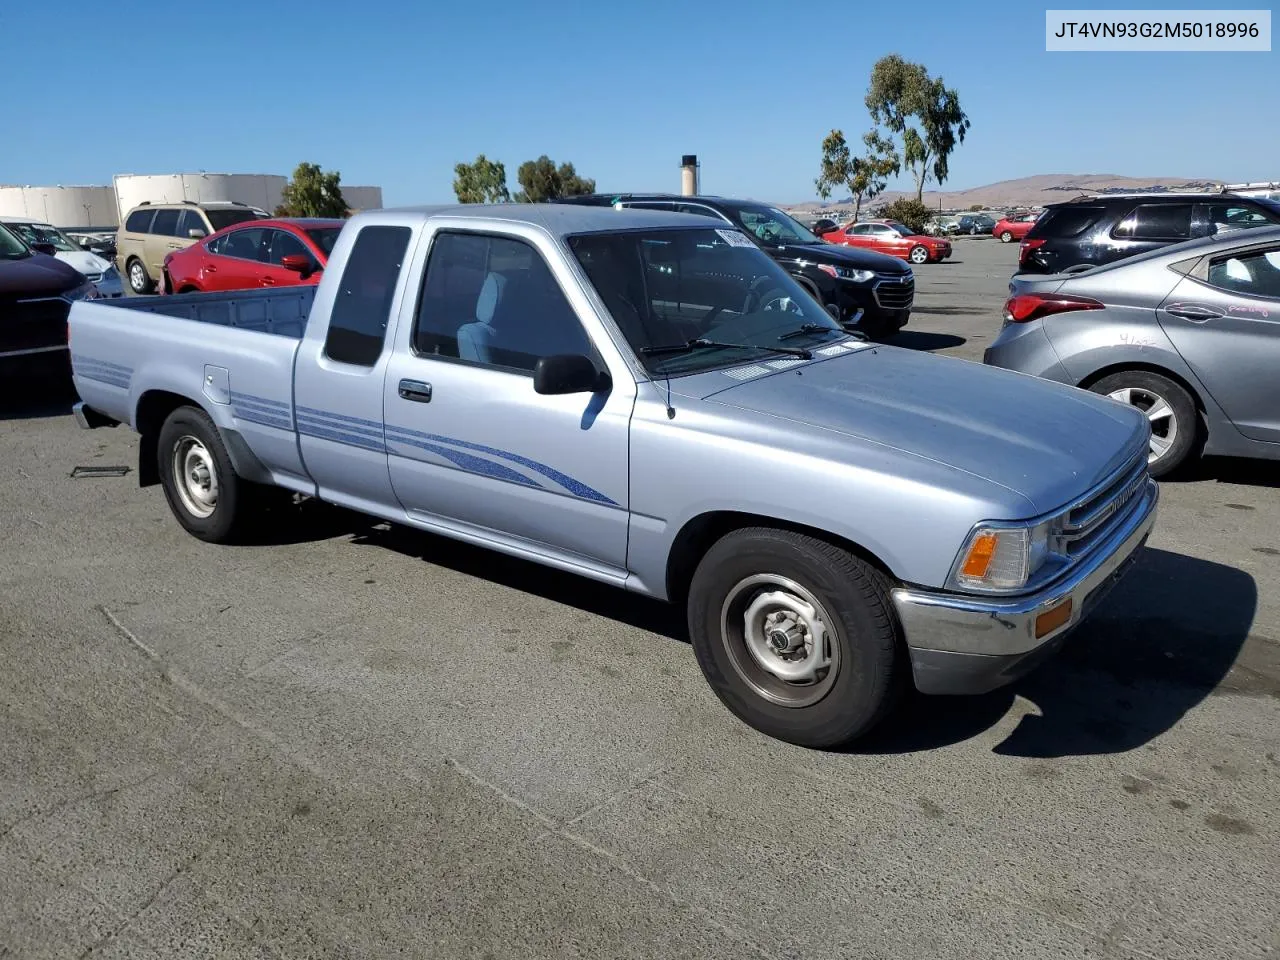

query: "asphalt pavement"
xmin=1 ymin=237 xmax=1277 ymax=959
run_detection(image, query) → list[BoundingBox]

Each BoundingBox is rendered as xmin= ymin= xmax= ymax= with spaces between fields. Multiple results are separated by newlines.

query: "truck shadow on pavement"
xmin=860 ymin=547 xmax=1266 ymax=757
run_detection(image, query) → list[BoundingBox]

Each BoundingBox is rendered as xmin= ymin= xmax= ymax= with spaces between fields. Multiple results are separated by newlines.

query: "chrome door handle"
xmin=1165 ymin=304 xmax=1223 ymax=321
xmin=398 ymin=379 xmax=432 ymax=403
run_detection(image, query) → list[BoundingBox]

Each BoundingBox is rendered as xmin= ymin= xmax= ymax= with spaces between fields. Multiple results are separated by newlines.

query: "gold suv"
xmin=116 ymin=201 xmax=268 ymax=294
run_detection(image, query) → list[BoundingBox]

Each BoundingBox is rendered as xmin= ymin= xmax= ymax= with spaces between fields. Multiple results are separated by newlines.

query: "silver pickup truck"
xmin=69 ymin=204 xmax=1158 ymax=748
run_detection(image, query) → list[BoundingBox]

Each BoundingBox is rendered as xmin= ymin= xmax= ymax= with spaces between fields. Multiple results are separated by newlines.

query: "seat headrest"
xmin=475 ymin=272 xmax=506 ymax=325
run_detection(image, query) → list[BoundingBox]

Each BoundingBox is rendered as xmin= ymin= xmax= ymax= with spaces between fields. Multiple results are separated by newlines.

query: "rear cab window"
xmin=323 ymin=225 xmax=412 ymax=366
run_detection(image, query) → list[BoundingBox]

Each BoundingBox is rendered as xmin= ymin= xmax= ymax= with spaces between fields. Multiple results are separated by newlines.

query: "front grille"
xmin=1057 ymin=451 xmax=1149 ymax=558
xmin=2 ymin=297 xmax=71 ymax=353
xmin=872 ymin=274 xmax=915 ymax=310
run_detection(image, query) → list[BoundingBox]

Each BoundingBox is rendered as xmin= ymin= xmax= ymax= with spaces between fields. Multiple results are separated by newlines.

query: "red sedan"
xmin=821 ymin=220 xmax=951 ymax=264
xmin=162 ymin=218 xmax=344 ymax=293
xmin=992 ymin=212 xmax=1040 ymax=244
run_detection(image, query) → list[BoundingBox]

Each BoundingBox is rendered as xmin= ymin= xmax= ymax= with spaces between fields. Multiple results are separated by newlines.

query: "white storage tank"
xmin=113 ymin=173 xmax=287 ymax=222
xmin=0 ymin=185 xmax=119 ymax=229
xmin=340 ymin=185 xmax=384 ymax=212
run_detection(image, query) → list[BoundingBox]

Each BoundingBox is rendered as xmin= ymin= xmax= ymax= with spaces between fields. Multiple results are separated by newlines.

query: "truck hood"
xmin=701 ymin=345 xmax=1146 ymax=514
xmin=0 ymin=253 xmax=85 ymax=297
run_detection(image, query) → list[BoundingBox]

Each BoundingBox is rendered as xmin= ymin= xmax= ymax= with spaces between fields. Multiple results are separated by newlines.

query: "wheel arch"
xmin=133 ymin=389 xmax=269 ymax=488
xmin=664 ymin=510 xmax=898 ymax=607
xmin=1076 ymin=361 xmax=1206 ymax=414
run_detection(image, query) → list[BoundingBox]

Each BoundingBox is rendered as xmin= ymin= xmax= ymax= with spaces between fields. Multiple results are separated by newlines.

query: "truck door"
xmin=292 ymin=223 xmax=415 ymax=512
xmin=1157 ymin=239 xmax=1280 ymax=444
xmin=382 ymin=226 xmax=633 ymax=580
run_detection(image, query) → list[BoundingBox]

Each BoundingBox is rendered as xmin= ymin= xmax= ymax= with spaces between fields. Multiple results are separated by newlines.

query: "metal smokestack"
xmin=680 ymin=155 xmax=699 ymax=196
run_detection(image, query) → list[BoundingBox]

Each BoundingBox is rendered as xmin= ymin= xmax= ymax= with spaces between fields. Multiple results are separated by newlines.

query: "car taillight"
xmin=1003 ymin=293 xmax=1105 ymax=324
xmin=1018 ymin=238 xmax=1046 ymax=263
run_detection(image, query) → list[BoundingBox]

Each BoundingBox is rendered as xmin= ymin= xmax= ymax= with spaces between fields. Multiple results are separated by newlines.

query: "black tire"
xmin=908 ymin=245 xmax=929 ymax=265
xmin=157 ymin=406 xmax=250 ymax=542
xmin=1087 ymin=370 xmax=1199 ymax=478
xmin=687 ymin=527 xmax=903 ymax=748
xmin=999 ymin=230 xmax=1014 ymax=243
xmin=126 ymin=257 xmax=154 ymax=295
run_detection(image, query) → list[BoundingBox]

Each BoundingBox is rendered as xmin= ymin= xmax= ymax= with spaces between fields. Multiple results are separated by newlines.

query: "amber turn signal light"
xmin=1034 ymin=598 xmax=1073 ymax=639
xmin=960 ymin=532 xmax=998 ymax=579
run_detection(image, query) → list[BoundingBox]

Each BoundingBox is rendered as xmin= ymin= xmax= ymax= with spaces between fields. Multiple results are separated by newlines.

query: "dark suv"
xmin=552 ymin=194 xmax=914 ymax=339
xmin=1018 ymin=192 xmax=1280 ymax=275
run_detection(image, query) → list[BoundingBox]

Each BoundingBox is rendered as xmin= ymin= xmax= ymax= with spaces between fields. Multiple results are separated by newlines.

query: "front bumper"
xmin=892 ymin=477 xmax=1159 ymax=695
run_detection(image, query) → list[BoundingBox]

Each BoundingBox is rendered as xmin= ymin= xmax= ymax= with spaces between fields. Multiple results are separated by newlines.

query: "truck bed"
xmin=93 ymin=286 xmax=315 ymax=339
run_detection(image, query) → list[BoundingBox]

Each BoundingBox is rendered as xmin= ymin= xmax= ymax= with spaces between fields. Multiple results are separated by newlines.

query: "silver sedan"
xmin=984 ymin=225 xmax=1280 ymax=477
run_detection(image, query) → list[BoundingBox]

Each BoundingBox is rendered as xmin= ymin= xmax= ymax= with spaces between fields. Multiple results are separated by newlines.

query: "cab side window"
xmin=413 ymin=232 xmax=593 ymax=373
xmin=323 ymin=225 xmax=412 ymax=367
xmin=1112 ymin=204 xmax=1192 ymax=241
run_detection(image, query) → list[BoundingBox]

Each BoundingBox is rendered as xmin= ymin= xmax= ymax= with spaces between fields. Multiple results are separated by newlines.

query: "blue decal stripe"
xmin=232 ymin=399 xmax=295 ymax=421
xmin=387 ymin=436 xmax=541 ymax=488
xmin=384 ymin=424 xmax=616 ymax=505
xmin=78 ymin=372 xmax=130 ymax=389
xmin=295 ymin=404 xmax=385 ymax=431
xmin=298 ymin=423 xmax=387 ymax=453
xmin=74 ymin=362 xmax=133 ymax=379
xmin=298 ymin=405 xmax=616 ymax=506
xmin=229 ymin=391 xmax=290 ymax=410
xmin=295 ymin=411 xmax=382 ymax=438
xmin=233 ymin=407 xmax=294 ymax=431
xmin=72 ymin=355 xmax=133 ymax=374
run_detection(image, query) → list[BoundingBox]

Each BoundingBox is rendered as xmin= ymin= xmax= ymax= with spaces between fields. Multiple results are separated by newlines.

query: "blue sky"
xmin=4 ymin=0 xmax=1276 ymax=204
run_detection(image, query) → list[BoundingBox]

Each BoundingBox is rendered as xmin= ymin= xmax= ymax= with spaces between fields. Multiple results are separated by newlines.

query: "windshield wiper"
xmin=777 ymin=323 xmax=844 ymax=342
xmin=641 ymin=337 xmax=813 ymax=360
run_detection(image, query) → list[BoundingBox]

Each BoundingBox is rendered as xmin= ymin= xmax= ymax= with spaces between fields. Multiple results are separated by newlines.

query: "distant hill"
xmin=783 ymin=173 xmax=1223 ymax=215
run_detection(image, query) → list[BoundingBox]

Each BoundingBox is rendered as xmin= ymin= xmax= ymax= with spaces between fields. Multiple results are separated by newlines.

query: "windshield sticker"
xmin=715 ymin=229 xmax=756 ymax=248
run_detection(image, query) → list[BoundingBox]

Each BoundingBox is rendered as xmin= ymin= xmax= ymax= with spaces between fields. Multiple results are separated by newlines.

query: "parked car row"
xmin=990 ymin=190 xmax=1280 ymax=478
xmin=114 ymin=200 xmax=271 ymax=294
xmin=1 ymin=217 xmax=124 ymax=298
xmin=0 ymin=222 xmax=102 ymax=378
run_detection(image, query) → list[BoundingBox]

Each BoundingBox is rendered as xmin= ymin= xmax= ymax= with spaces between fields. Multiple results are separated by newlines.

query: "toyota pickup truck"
xmin=69 ymin=204 xmax=1159 ymax=748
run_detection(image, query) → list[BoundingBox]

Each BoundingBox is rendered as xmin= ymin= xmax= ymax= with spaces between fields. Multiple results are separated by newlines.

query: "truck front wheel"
xmin=686 ymin=528 xmax=903 ymax=748
xmin=158 ymin=406 xmax=249 ymax=543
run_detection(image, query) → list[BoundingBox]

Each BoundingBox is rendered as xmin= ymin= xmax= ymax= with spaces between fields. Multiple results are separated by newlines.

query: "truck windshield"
xmin=568 ymin=227 xmax=846 ymax=376
xmin=0 ymin=224 xmax=31 ymax=260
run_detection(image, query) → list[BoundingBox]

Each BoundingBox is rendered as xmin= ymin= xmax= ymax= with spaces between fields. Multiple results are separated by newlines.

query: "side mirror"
xmin=187 ymin=228 xmax=207 ymax=239
xmin=533 ymin=354 xmax=608 ymax=395
xmin=31 ymin=242 xmax=58 ymax=256
xmin=280 ymin=253 xmax=318 ymax=277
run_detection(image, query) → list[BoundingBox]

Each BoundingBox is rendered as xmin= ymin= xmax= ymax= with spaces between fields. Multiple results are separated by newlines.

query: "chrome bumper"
xmin=892 ymin=479 xmax=1158 ymax=662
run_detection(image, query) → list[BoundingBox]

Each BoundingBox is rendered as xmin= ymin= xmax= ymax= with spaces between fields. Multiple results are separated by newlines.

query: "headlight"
xmin=950 ymin=519 xmax=1054 ymax=592
xmin=62 ymin=280 xmax=100 ymax=302
xmin=819 ymin=264 xmax=875 ymax=283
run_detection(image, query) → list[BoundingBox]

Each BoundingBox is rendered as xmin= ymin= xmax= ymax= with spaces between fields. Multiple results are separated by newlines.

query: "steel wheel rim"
xmin=1108 ymin=386 xmax=1178 ymax=464
xmin=172 ymin=435 xmax=218 ymax=518
xmin=720 ymin=574 xmax=840 ymax=708
xmin=129 ymin=262 xmax=147 ymax=291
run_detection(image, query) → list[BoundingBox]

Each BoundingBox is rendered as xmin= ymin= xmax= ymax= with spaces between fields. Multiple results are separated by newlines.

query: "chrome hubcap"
xmin=172 ymin=436 xmax=218 ymax=518
xmin=1108 ymin=387 xmax=1178 ymax=464
xmin=720 ymin=574 xmax=839 ymax=707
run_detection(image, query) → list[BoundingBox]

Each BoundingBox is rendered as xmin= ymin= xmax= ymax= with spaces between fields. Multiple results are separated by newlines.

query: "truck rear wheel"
xmin=686 ymin=527 xmax=903 ymax=748
xmin=157 ymin=406 xmax=250 ymax=543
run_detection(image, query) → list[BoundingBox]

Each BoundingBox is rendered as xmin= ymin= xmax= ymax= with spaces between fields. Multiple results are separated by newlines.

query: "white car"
xmin=0 ymin=217 xmax=125 ymax=298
